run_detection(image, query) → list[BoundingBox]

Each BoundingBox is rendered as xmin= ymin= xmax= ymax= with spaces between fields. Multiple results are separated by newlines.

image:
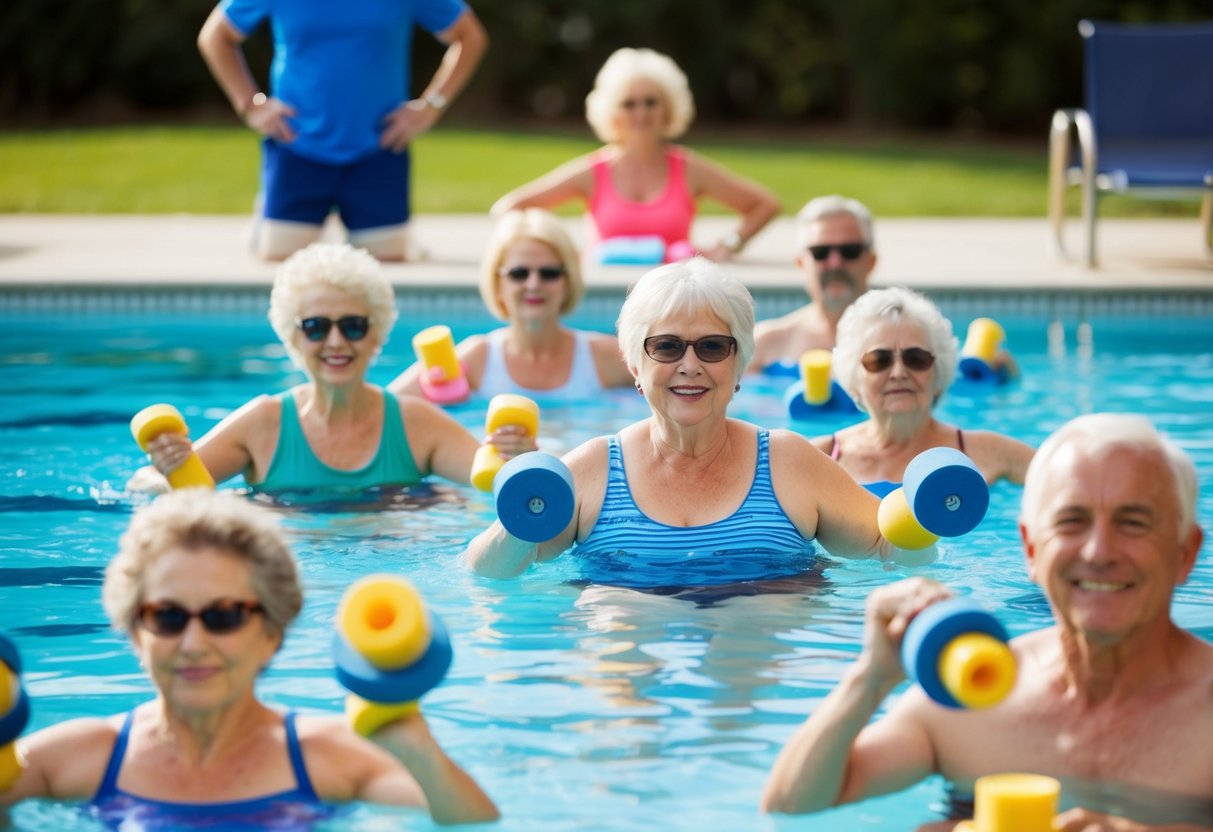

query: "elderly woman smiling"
xmin=129 ymin=242 xmax=530 ymax=493
xmin=466 ymin=258 xmax=925 ymax=588
xmin=1 ymin=490 xmax=497 ymax=825
xmin=389 ymin=209 xmax=633 ymax=401
xmin=812 ymin=287 xmax=1034 ymax=493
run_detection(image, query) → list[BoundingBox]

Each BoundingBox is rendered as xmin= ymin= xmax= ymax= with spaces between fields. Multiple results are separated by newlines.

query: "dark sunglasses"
xmin=297 ymin=315 xmax=370 ymax=342
xmin=644 ymin=334 xmax=737 ymax=364
xmin=501 ymin=266 xmax=565 ymax=282
xmin=861 ymin=347 xmax=936 ymax=373
xmin=621 ymin=95 xmax=660 ymax=110
xmin=807 ymin=242 xmax=867 ymax=262
xmin=136 ymin=600 xmax=265 ymax=637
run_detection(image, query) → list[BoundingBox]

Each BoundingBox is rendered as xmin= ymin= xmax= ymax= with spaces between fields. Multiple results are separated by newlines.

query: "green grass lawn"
xmin=0 ymin=125 xmax=1196 ymax=217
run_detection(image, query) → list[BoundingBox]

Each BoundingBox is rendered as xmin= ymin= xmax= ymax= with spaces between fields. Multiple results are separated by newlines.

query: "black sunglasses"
xmin=136 ymin=600 xmax=265 ymax=637
xmin=297 ymin=315 xmax=371 ymax=342
xmin=644 ymin=334 xmax=737 ymax=364
xmin=501 ymin=266 xmax=565 ymax=282
xmin=807 ymin=242 xmax=867 ymax=262
xmin=621 ymin=95 xmax=660 ymax=110
xmin=861 ymin=347 xmax=936 ymax=373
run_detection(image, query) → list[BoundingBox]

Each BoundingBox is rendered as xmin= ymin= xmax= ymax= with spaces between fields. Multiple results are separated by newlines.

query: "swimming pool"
xmin=1 ymin=300 xmax=1212 ymax=830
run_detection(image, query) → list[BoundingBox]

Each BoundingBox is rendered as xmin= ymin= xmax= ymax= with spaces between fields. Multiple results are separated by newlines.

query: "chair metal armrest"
xmin=1048 ymin=108 xmax=1100 ymax=266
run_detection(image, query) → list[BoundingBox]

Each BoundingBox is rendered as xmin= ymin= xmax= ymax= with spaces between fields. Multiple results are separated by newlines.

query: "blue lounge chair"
xmin=1048 ymin=19 xmax=1213 ymax=267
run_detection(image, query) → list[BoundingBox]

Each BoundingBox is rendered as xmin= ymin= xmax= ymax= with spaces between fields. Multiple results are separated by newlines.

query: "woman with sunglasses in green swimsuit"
xmin=128 ymin=243 xmax=534 ymax=495
xmin=813 ymin=287 xmax=1034 ymax=496
xmin=0 ymin=490 xmax=498 ymax=825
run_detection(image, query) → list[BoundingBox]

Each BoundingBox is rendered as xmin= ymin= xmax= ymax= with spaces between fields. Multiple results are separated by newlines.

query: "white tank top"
xmin=477 ymin=327 xmax=607 ymax=401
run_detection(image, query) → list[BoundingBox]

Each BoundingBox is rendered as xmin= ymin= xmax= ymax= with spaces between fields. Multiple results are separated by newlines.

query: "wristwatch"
xmin=423 ymin=90 xmax=449 ymax=111
xmin=720 ymin=231 xmax=744 ymax=253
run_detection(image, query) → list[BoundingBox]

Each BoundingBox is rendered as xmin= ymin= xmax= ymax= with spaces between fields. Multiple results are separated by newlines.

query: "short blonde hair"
xmin=103 ymin=490 xmax=303 ymax=638
xmin=267 ymin=243 xmax=398 ymax=369
xmin=585 ymin=48 xmax=696 ymax=143
xmin=616 ymin=257 xmax=754 ymax=384
xmin=479 ymin=209 xmax=584 ymax=320
xmin=1021 ymin=413 xmax=1199 ymax=536
xmin=833 ymin=286 xmax=959 ymax=411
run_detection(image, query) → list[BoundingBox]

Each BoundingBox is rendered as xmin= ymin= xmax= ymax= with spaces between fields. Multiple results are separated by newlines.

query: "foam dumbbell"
xmin=784 ymin=349 xmax=858 ymax=420
xmin=413 ymin=325 xmax=471 ymax=405
xmin=878 ymin=447 xmax=989 ymax=549
xmin=0 ymin=634 xmax=30 ymax=791
xmin=470 ymin=394 xmax=541 ymax=492
xmin=954 ymin=773 xmax=1060 ymax=832
xmin=130 ymin=404 xmax=215 ymax=489
xmin=958 ymin=318 xmax=1010 ymax=385
xmin=493 ymin=452 xmax=575 ymax=543
xmin=332 ymin=575 xmax=453 ymax=736
xmin=901 ymin=598 xmax=1016 ymax=710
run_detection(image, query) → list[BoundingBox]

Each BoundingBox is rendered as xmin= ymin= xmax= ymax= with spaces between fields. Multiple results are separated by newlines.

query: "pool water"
xmin=1 ymin=307 xmax=1212 ymax=831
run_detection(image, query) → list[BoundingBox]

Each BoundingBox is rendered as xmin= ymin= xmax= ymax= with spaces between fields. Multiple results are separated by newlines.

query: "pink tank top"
xmin=588 ymin=147 xmax=696 ymax=246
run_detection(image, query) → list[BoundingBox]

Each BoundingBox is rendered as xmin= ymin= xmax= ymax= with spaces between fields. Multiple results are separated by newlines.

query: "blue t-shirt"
xmin=222 ymin=0 xmax=467 ymax=163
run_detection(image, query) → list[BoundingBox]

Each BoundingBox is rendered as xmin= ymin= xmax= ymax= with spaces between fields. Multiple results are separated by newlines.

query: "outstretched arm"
xmin=762 ymin=579 xmax=947 ymax=814
xmin=490 ymin=156 xmax=596 ymax=217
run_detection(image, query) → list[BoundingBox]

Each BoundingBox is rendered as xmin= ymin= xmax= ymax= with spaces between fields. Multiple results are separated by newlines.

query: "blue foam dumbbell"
xmin=902 ymin=447 xmax=990 ymax=538
xmin=493 ymin=451 xmax=576 ymax=543
xmin=901 ymin=597 xmax=1016 ymax=709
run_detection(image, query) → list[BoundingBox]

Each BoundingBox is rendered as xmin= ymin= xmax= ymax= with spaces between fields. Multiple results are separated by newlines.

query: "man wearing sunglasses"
xmin=751 ymin=195 xmax=877 ymax=375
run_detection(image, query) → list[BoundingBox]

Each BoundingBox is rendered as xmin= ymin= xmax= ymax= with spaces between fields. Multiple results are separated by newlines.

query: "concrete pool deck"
xmin=0 ymin=213 xmax=1210 ymax=294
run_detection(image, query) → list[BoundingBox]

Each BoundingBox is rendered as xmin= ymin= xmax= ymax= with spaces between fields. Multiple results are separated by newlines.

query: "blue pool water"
xmin=1 ymin=303 xmax=1212 ymax=831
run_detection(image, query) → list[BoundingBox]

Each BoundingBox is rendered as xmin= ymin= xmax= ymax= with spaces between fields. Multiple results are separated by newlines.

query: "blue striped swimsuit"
xmin=573 ymin=428 xmax=818 ymax=589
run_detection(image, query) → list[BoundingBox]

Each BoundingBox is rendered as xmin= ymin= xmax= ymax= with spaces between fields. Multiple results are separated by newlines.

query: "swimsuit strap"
xmin=93 ymin=710 xmax=136 ymax=800
xmin=282 ymin=712 xmax=320 ymax=800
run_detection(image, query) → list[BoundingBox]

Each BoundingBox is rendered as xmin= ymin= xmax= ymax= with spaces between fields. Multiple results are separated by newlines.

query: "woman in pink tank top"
xmin=491 ymin=48 xmax=780 ymax=264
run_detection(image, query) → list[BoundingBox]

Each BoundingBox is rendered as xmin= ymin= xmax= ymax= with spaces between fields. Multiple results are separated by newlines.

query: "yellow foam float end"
xmin=0 ymin=744 xmax=22 ymax=792
xmin=470 ymin=444 xmax=504 ymax=493
xmin=962 ymin=318 xmax=1005 ymax=363
xmin=0 ymin=667 xmax=14 ymax=715
xmin=130 ymin=404 xmax=188 ymax=450
xmin=337 ymin=576 xmax=431 ymax=671
xmin=878 ymin=487 xmax=940 ymax=550
xmin=938 ymin=633 xmax=1017 ymax=709
xmin=413 ymin=325 xmax=462 ymax=382
xmin=485 ymin=394 xmax=540 ymax=435
xmin=346 ymin=693 xmax=420 ymax=737
xmin=966 ymin=772 xmax=1060 ymax=832
xmin=800 ymin=350 xmax=833 ymax=405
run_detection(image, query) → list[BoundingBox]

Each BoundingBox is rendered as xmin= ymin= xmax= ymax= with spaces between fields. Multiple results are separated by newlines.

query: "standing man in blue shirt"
xmin=198 ymin=0 xmax=488 ymax=261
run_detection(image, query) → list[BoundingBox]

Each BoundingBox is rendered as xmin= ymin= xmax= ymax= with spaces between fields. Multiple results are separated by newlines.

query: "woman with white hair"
xmin=491 ymin=48 xmax=780 ymax=263
xmin=389 ymin=209 xmax=632 ymax=401
xmin=466 ymin=258 xmax=925 ymax=588
xmin=812 ymin=287 xmax=1034 ymax=493
xmin=1 ymin=490 xmax=498 ymax=824
xmin=130 ymin=242 xmax=531 ymax=492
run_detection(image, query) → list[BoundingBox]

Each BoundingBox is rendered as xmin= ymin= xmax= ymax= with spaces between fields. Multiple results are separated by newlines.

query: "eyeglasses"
xmin=807 ymin=242 xmax=868 ymax=262
xmin=136 ymin=600 xmax=265 ymax=637
xmin=643 ymin=334 xmax=737 ymax=364
xmin=297 ymin=316 xmax=370 ymax=342
xmin=861 ymin=347 xmax=936 ymax=373
xmin=621 ymin=95 xmax=660 ymax=110
xmin=501 ymin=266 xmax=565 ymax=282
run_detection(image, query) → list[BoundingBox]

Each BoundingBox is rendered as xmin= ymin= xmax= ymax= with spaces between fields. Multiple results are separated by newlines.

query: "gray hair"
xmin=103 ymin=490 xmax=303 ymax=639
xmin=585 ymin=48 xmax=696 ymax=143
xmin=1021 ymin=413 xmax=1199 ymax=535
xmin=267 ymin=243 xmax=398 ymax=370
xmin=833 ymin=286 xmax=958 ymax=411
xmin=795 ymin=195 xmax=875 ymax=251
xmin=616 ymin=257 xmax=754 ymax=384
xmin=479 ymin=209 xmax=584 ymax=320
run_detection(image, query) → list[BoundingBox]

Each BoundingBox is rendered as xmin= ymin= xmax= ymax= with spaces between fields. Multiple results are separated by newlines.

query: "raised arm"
xmin=197 ymin=7 xmax=296 ymax=142
xmin=762 ymin=578 xmax=947 ymax=814
xmin=387 ymin=336 xmax=487 ymax=399
xmin=964 ymin=430 xmax=1036 ymax=486
xmin=490 ymin=155 xmax=596 ymax=217
xmin=380 ymin=9 xmax=488 ymax=152
xmin=684 ymin=149 xmax=781 ymax=262
xmin=2 ymin=718 xmax=115 ymax=806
